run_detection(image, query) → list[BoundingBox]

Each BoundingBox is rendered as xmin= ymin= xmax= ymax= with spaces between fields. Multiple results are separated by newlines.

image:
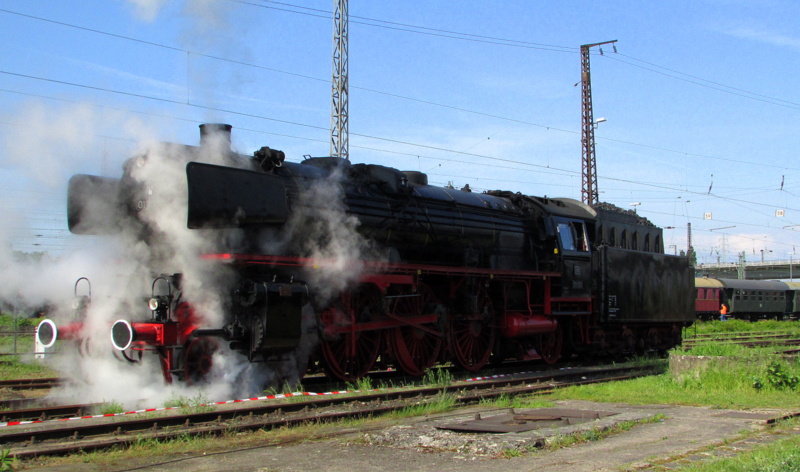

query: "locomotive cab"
xmin=553 ymin=217 xmax=592 ymax=297
xmin=537 ymin=198 xmax=596 ymax=298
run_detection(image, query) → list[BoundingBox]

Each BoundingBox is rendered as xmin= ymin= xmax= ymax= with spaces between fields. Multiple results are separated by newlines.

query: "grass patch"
xmin=0 ymin=313 xmax=36 ymax=329
xmin=422 ymin=368 xmax=454 ymax=388
xmin=0 ymin=312 xmax=57 ymax=380
xmin=679 ymin=433 xmax=800 ymax=472
xmin=0 ymin=449 xmax=13 ymax=472
xmin=686 ymin=319 xmax=800 ymax=337
xmin=345 ymin=376 xmax=381 ymax=393
xmin=163 ymin=391 xmax=216 ymax=414
xmin=0 ymin=355 xmax=57 ymax=381
xmin=0 ymin=332 xmax=35 ymax=356
xmin=389 ymin=392 xmax=456 ymax=419
xmin=99 ymin=400 xmax=126 ymax=415
xmin=547 ymin=353 xmax=800 ymax=410
xmin=681 ymin=342 xmax=755 ymax=357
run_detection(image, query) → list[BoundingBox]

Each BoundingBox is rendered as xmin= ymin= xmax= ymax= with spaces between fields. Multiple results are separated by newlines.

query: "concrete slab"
xmin=22 ymin=400 xmax=800 ymax=472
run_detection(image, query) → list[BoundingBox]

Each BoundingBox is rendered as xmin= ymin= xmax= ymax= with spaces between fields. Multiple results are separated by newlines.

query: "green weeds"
xmin=163 ymin=391 xmax=216 ymax=414
xmin=0 ymin=449 xmax=13 ymax=471
xmin=99 ymin=400 xmax=125 ymax=415
xmin=389 ymin=392 xmax=456 ymax=419
xmin=422 ymin=368 xmax=454 ymax=388
xmin=679 ymin=434 xmax=800 ymax=472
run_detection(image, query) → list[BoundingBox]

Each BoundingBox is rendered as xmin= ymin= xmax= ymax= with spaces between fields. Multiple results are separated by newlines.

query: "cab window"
xmin=556 ymin=220 xmax=589 ymax=253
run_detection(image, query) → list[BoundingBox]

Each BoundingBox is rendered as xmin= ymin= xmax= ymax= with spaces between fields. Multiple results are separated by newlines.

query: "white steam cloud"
xmin=125 ymin=0 xmax=170 ymax=22
xmin=282 ymin=166 xmax=381 ymax=304
xmin=0 ymin=102 xmax=372 ymax=409
xmin=2 ymin=0 xmax=374 ymax=409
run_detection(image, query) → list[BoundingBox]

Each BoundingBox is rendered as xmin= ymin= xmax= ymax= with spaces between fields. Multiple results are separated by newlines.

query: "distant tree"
xmin=687 ymin=246 xmax=697 ymax=267
xmin=12 ymin=250 xmax=48 ymax=264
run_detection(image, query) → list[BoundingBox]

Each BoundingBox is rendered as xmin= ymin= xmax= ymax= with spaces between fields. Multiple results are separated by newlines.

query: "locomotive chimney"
xmin=199 ymin=123 xmax=232 ymax=150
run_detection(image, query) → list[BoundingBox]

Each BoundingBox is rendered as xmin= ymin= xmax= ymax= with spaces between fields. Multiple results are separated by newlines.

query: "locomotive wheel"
xmin=184 ymin=337 xmax=218 ymax=385
xmin=321 ymin=330 xmax=382 ymax=381
xmin=321 ymin=287 xmax=383 ymax=381
xmin=538 ymin=324 xmax=563 ymax=365
xmin=387 ymin=284 xmax=443 ymax=377
xmin=646 ymin=328 xmax=661 ymax=352
xmin=447 ymin=285 xmax=496 ymax=372
xmin=621 ymin=328 xmax=636 ymax=354
xmin=591 ymin=329 xmax=607 ymax=356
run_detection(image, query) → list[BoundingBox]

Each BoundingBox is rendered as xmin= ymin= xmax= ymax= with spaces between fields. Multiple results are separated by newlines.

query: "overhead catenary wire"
xmin=1 ymin=70 xmax=798 ymax=216
xmin=0 ymin=4 xmax=797 ymax=259
xmin=0 ymin=7 xmax=796 ymax=174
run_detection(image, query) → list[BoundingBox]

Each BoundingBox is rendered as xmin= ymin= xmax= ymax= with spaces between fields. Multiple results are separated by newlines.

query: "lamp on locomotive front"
xmin=148 ymin=295 xmax=171 ymax=322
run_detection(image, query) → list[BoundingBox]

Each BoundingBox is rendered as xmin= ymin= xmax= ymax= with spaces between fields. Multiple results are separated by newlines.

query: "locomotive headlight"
xmin=71 ymin=295 xmax=89 ymax=311
xmin=148 ymin=297 xmax=161 ymax=311
xmin=147 ymin=295 xmax=171 ymax=321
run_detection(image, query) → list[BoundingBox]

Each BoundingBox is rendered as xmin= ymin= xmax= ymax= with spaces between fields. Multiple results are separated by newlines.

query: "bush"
xmin=765 ymin=361 xmax=799 ymax=391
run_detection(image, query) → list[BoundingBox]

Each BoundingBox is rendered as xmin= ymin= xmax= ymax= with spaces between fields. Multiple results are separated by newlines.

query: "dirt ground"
xmin=25 ymin=399 xmax=800 ymax=472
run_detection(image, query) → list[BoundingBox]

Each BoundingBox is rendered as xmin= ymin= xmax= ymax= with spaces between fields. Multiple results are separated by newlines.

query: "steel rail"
xmin=2 ymin=363 xmax=663 ymax=459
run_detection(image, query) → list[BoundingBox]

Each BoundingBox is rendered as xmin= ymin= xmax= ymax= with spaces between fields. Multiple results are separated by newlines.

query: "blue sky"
xmin=1 ymin=0 xmax=799 ymax=265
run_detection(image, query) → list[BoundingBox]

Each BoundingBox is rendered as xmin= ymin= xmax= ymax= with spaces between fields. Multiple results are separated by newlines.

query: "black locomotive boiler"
xmin=50 ymin=123 xmax=695 ymax=386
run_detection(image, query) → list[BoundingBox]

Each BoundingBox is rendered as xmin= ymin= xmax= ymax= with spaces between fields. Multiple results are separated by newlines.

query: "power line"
xmin=244 ymin=1 xmax=800 ymax=111
xmin=609 ymin=52 xmax=800 ymax=110
xmin=2 ymin=7 xmax=796 ymax=174
xmin=1 ymin=72 xmax=798 ymax=216
xmin=238 ymin=0 xmax=578 ymax=53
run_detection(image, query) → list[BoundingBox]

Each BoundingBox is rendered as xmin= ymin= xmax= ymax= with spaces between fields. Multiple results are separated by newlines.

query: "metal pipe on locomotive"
xmin=59 ymin=123 xmax=694 ymax=385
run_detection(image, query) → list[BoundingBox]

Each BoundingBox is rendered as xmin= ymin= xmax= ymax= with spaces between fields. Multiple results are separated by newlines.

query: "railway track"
xmin=0 ymin=378 xmax=61 ymax=390
xmin=0 ymin=404 xmax=92 ymax=423
xmin=0 ymin=361 xmax=663 ymax=459
xmin=682 ymin=332 xmax=800 ymax=349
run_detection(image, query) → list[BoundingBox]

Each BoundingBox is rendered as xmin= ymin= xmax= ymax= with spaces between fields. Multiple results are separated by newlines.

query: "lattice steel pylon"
xmin=580 ymin=40 xmax=616 ymax=205
xmin=330 ymin=0 xmax=349 ymax=160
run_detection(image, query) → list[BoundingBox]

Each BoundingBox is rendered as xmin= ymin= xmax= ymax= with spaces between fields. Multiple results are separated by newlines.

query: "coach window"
xmin=644 ymin=234 xmax=651 ymax=252
xmin=621 ymin=230 xmax=628 ymax=249
xmin=610 ymin=228 xmax=616 ymax=247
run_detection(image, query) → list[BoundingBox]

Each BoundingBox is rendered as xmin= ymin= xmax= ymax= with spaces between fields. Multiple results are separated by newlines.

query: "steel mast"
xmin=580 ymin=40 xmax=616 ymax=205
xmin=330 ymin=0 xmax=349 ymax=160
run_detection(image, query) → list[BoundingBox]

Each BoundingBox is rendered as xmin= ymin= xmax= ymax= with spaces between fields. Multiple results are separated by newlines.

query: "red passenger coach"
xmin=695 ymin=277 xmax=723 ymax=320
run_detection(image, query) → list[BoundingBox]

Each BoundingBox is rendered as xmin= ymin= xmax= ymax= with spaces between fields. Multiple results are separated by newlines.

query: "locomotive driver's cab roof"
xmin=537 ymin=197 xmax=596 ymax=220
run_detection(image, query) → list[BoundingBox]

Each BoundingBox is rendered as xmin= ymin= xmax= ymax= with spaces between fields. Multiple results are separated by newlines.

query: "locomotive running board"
xmin=186 ymin=162 xmax=289 ymax=228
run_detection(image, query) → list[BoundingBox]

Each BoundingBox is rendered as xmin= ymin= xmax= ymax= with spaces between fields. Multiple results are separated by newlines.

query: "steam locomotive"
xmin=37 ymin=124 xmax=694 ymax=387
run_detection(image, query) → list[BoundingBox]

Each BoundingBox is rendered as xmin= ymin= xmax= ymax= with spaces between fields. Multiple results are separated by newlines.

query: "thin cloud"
xmin=724 ymin=26 xmax=800 ymax=51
